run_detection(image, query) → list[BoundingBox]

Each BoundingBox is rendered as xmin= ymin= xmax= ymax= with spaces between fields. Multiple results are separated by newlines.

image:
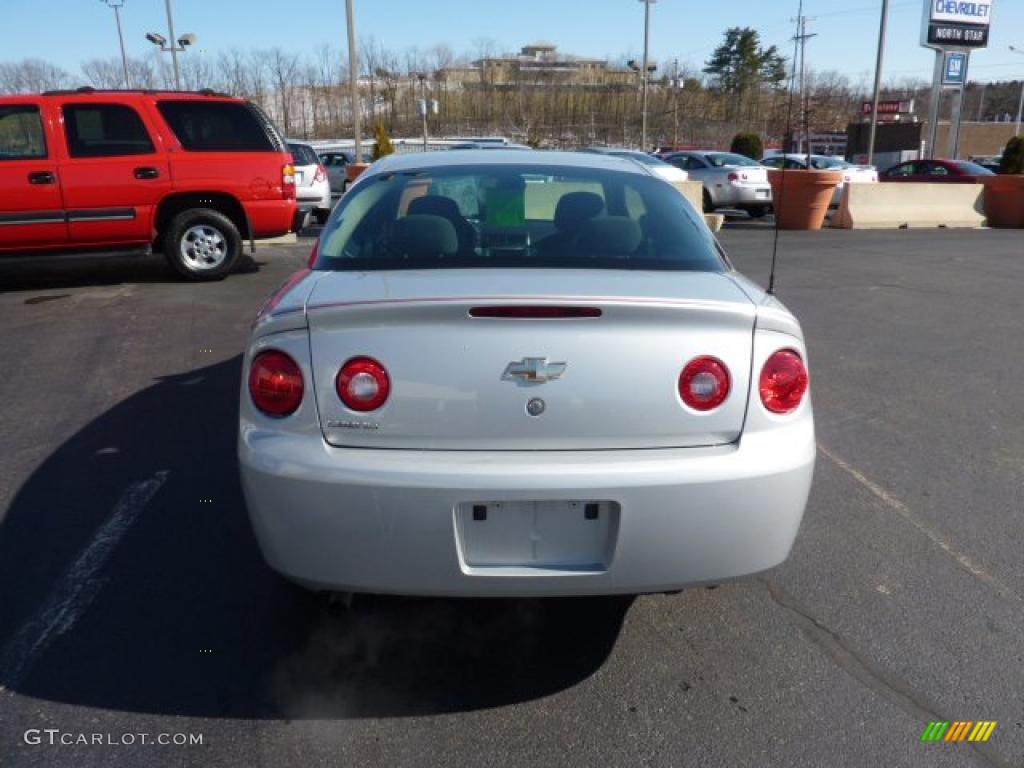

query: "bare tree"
xmin=0 ymin=59 xmax=75 ymax=93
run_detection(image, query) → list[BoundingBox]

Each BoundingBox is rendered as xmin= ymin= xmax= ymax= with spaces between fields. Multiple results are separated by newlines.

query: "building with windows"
xmin=445 ymin=43 xmax=637 ymax=89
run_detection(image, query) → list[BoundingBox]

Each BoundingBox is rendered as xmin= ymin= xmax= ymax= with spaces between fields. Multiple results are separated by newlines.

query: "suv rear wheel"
xmin=164 ymin=208 xmax=242 ymax=281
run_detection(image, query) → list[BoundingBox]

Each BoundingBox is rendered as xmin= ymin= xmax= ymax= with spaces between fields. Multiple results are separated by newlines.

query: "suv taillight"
xmin=314 ymin=164 xmax=327 ymax=183
xmin=678 ymin=356 xmax=731 ymax=411
xmin=336 ymin=357 xmax=390 ymax=411
xmin=759 ymin=350 xmax=809 ymax=414
xmin=282 ymin=164 xmax=296 ymax=198
xmin=249 ymin=350 xmax=304 ymax=417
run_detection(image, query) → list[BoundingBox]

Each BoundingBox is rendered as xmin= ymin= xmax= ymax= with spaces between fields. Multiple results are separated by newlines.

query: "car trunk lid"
xmin=305 ymin=269 xmax=756 ymax=450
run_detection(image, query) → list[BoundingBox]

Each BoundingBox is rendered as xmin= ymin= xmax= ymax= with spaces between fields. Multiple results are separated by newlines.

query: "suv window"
xmin=158 ymin=100 xmax=277 ymax=152
xmin=0 ymin=105 xmax=47 ymax=160
xmin=63 ymin=104 xmax=154 ymax=158
xmin=288 ymin=143 xmax=320 ymax=166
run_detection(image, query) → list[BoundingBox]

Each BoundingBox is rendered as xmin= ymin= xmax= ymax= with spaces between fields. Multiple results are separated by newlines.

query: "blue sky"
xmin=5 ymin=0 xmax=1023 ymax=85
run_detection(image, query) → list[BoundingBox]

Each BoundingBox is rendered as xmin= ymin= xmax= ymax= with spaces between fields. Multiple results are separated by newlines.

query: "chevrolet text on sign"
xmin=928 ymin=1 xmax=992 ymax=26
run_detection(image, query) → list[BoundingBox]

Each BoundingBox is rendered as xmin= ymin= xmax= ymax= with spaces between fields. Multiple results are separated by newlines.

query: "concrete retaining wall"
xmin=835 ymin=183 xmax=986 ymax=230
xmin=673 ymin=180 xmax=705 ymax=215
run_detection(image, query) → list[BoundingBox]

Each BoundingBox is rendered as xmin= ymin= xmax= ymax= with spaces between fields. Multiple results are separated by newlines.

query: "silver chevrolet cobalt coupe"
xmin=239 ymin=150 xmax=814 ymax=596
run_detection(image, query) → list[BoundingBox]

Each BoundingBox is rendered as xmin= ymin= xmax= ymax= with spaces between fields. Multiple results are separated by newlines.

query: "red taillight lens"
xmin=336 ymin=357 xmax=390 ymax=411
xmin=727 ymin=172 xmax=739 ymax=182
xmin=759 ymin=349 xmax=809 ymax=414
xmin=282 ymin=163 xmax=296 ymax=199
xmin=469 ymin=306 xmax=602 ymax=318
xmin=249 ymin=350 xmax=304 ymax=417
xmin=308 ymin=239 xmax=319 ymax=269
xmin=314 ymin=164 xmax=327 ymax=183
xmin=678 ymin=356 xmax=731 ymax=411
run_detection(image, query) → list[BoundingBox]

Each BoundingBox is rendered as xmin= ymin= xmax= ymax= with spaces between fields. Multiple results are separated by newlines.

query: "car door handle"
xmin=134 ymin=167 xmax=160 ymax=180
xmin=28 ymin=171 xmax=56 ymax=185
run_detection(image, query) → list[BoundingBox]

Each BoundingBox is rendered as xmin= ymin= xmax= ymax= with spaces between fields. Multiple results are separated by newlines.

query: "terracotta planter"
xmin=766 ymin=169 xmax=844 ymax=230
xmin=983 ymin=174 xmax=1024 ymax=228
xmin=346 ymin=162 xmax=371 ymax=184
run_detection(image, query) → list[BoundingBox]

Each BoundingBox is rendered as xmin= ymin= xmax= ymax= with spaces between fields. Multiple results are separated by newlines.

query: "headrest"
xmin=577 ymin=217 xmax=642 ymax=255
xmin=407 ymin=195 xmax=462 ymax=220
xmin=554 ymin=192 xmax=605 ymax=230
xmin=392 ymin=215 xmax=458 ymax=257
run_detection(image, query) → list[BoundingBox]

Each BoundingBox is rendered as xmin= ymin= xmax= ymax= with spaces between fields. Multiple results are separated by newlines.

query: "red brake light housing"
xmin=759 ymin=349 xmax=809 ymax=414
xmin=249 ymin=350 xmax=304 ymax=417
xmin=314 ymin=164 xmax=327 ymax=183
xmin=337 ymin=357 xmax=390 ymax=412
xmin=727 ymin=172 xmax=739 ymax=182
xmin=678 ymin=356 xmax=731 ymax=411
xmin=282 ymin=163 xmax=296 ymax=199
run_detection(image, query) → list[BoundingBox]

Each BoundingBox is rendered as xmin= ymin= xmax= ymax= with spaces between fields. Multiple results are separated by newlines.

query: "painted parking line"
xmin=818 ymin=444 xmax=1019 ymax=604
xmin=0 ymin=471 xmax=168 ymax=690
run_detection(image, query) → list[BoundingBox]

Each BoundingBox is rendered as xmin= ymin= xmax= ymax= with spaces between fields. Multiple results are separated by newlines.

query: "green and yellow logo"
xmin=921 ymin=721 xmax=997 ymax=742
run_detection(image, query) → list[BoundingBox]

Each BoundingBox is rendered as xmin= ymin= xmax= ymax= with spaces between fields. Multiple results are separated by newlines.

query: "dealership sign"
xmin=921 ymin=0 xmax=993 ymax=49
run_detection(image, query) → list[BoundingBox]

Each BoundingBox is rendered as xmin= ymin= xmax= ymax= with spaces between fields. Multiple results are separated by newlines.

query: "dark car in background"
xmin=881 ymin=159 xmax=995 ymax=184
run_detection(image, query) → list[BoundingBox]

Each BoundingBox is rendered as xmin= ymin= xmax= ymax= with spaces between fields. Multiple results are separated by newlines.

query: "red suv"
xmin=0 ymin=88 xmax=301 ymax=281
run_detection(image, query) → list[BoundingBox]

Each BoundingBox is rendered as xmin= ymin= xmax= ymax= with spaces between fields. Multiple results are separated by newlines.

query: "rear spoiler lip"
xmin=305 ymin=295 xmax=754 ymax=315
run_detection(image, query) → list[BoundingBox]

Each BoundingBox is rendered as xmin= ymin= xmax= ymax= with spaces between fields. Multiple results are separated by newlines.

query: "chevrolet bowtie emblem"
xmin=502 ymin=357 xmax=567 ymax=383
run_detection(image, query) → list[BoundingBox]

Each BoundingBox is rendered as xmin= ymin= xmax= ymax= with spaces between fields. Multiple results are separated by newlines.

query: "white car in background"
xmin=288 ymin=141 xmax=332 ymax=225
xmin=661 ymin=151 xmax=772 ymax=218
xmin=578 ymin=147 xmax=689 ymax=184
xmin=761 ymin=154 xmax=878 ymax=207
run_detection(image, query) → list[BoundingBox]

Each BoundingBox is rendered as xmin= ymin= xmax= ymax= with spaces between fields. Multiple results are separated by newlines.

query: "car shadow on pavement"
xmin=0 ymin=356 xmax=630 ymax=719
xmin=0 ymin=252 xmax=262 ymax=293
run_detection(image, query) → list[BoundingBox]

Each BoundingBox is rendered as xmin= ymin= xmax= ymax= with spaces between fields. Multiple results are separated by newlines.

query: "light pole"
xmin=145 ymin=0 xmax=195 ymax=89
xmin=417 ymin=73 xmax=429 ymax=151
xmin=639 ymin=0 xmax=656 ymax=151
xmin=346 ymin=0 xmax=362 ymax=161
xmin=99 ymin=0 xmax=131 ymax=88
xmin=1010 ymin=46 xmax=1024 ymax=137
xmin=867 ymin=0 xmax=890 ymax=165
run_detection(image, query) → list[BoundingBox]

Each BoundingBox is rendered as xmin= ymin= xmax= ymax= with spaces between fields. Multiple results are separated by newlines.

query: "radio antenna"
xmin=768 ymin=0 xmax=808 ymax=295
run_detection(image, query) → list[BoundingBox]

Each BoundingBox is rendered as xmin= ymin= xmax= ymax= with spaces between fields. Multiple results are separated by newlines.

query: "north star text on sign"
xmin=933 ymin=1 xmax=991 ymax=19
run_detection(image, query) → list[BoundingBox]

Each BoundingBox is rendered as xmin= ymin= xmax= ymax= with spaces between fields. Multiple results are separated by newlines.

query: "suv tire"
xmin=164 ymin=208 xmax=242 ymax=282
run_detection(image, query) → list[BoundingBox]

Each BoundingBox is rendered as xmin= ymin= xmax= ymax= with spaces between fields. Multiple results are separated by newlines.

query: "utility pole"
xmin=345 ymin=0 xmax=362 ymax=160
xmin=100 ymin=1 xmax=131 ymax=88
xmin=793 ymin=15 xmax=817 ymax=165
xmin=867 ymin=0 xmax=890 ymax=165
xmin=639 ymin=0 xmax=656 ymax=151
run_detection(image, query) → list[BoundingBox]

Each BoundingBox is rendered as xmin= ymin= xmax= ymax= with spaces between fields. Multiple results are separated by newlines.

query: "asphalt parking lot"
xmin=1 ymin=227 xmax=1022 ymax=768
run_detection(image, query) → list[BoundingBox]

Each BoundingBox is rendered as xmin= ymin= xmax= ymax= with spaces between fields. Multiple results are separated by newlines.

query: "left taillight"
xmin=314 ymin=164 xmax=327 ymax=183
xmin=727 ymin=172 xmax=740 ymax=182
xmin=249 ymin=350 xmax=304 ymax=417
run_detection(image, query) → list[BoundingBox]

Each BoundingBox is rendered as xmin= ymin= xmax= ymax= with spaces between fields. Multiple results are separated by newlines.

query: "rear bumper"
xmin=239 ymin=419 xmax=816 ymax=596
xmin=717 ymin=184 xmax=773 ymax=207
xmin=247 ymin=199 xmax=298 ymax=238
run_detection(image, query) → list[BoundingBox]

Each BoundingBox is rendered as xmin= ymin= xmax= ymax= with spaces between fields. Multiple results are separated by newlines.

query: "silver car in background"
xmin=287 ymin=141 xmax=332 ymax=225
xmin=318 ymin=148 xmax=373 ymax=201
xmin=662 ymin=151 xmax=773 ymax=217
xmin=577 ymin=147 xmax=689 ymax=185
xmin=761 ymin=153 xmax=878 ymax=207
xmin=239 ymin=150 xmax=815 ymax=597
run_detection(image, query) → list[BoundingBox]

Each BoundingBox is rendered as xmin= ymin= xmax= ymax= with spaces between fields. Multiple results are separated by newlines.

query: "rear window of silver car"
xmin=315 ymin=165 xmax=724 ymax=272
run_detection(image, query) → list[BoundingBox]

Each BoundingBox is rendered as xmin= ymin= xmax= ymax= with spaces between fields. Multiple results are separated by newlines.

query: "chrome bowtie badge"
xmin=502 ymin=357 xmax=567 ymax=384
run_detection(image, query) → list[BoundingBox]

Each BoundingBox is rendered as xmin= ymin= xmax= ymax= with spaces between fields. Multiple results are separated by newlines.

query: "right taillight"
xmin=249 ymin=350 xmax=304 ymax=417
xmin=336 ymin=357 xmax=390 ymax=412
xmin=759 ymin=349 xmax=809 ymax=414
xmin=282 ymin=163 xmax=296 ymax=198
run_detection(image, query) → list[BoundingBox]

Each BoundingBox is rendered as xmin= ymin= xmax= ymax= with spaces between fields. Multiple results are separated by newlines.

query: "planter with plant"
xmin=983 ymin=136 xmax=1024 ymax=228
